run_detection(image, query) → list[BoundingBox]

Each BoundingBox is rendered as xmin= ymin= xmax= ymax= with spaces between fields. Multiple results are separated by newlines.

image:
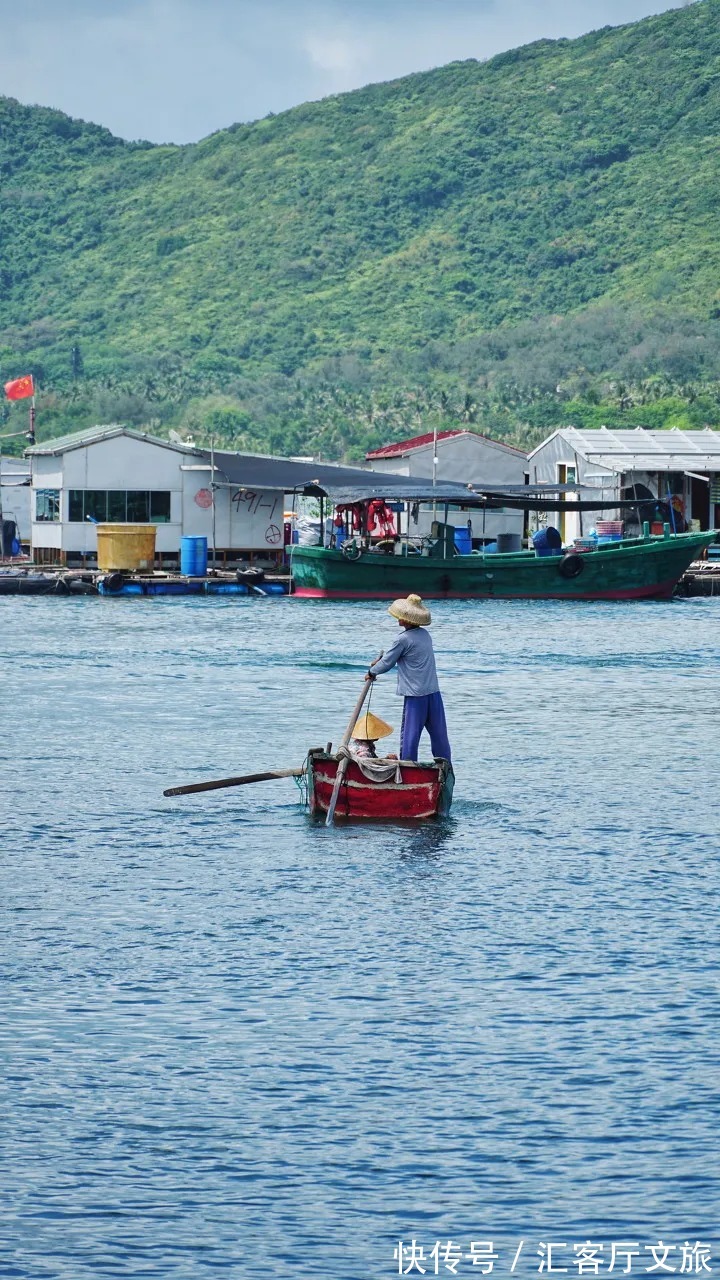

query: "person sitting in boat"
xmin=365 ymin=593 xmax=452 ymax=763
xmin=349 ymin=711 xmax=394 ymax=759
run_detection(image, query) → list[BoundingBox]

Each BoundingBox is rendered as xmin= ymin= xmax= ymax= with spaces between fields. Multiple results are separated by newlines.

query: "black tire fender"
xmin=103 ymin=572 xmax=124 ymax=593
xmin=341 ymin=540 xmax=362 ymax=561
xmin=558 ymin=552 xmax=585 ymax=579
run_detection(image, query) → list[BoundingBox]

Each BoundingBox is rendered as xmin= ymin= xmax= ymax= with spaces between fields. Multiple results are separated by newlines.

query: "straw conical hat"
xmin=387 ymin=593 xmax=431 ymax=626
xmin=353 ymin=712 xmax=394 ymax=740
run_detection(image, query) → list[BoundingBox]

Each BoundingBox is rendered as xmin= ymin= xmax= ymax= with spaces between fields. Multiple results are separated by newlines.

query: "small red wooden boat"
xmin=306 ymin=749 xmax=454 ymax=821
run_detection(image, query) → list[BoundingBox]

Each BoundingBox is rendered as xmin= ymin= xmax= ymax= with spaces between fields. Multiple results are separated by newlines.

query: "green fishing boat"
xmin=291 ymin=528 xmax=715 ymax=601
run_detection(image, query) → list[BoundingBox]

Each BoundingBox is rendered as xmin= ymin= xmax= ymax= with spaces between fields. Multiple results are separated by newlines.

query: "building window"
xmin=107 ymin=490 xmax=127 ymax=522
xmin=150 ymin=491 xmax=171 ymax=522
xmin=126 ymin=490 xmax=149 ymax=522
xmin=84 ymin=490 xmax=108 ymax=522
xmin=35 ymin=489 xmax=60 ymax=522
xmin=67 ymin=490 xmax=172 ymax=523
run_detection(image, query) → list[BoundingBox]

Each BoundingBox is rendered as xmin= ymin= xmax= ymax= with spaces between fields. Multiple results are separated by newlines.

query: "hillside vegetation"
xmin=2 ymin=0 xmax=720 ymax=457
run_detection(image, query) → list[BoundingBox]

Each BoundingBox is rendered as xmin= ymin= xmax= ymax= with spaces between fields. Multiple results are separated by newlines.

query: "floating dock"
xmin=0 ymin=566 xmax=292 ymax=597
xmin=676 ymin=561 xmax=720 ymax=597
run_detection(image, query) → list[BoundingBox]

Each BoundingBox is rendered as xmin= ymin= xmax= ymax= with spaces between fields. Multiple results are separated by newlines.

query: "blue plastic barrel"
xmin=532 ymin=527 xmax=562 ymax=557
xmin=454 ymin=527 xmax=472 ymax=555
xmin=194 ymin=537 xmax=208 ymax=576
xmin=180 ymin=536 xmax=208 ymax=576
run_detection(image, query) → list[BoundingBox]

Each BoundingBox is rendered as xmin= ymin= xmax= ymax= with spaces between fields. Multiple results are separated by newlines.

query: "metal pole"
xmin=666 ymin=484 xmax=677 ymax=534
xmin=403 ymin=497 xmax=409 ymax=557
xmin=432 ymin=423 xmax=438 ymax=519
xmin=574 ymin=451 xmax=583 ymax=537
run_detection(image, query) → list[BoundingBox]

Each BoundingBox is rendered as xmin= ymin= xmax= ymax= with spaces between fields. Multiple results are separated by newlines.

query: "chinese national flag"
xmin=4 ymin=374 xmax=35 ymax=400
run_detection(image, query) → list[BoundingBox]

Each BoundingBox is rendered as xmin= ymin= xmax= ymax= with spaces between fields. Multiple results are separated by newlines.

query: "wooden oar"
xmin=164 ymin=767 xmax=303 ymax=798
xmin=325 ymin=654 xmax=382 ymax=827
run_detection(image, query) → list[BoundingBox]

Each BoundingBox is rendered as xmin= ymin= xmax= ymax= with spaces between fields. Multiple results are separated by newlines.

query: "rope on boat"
xmin=293 ymin=770 xmax=309 ymax=805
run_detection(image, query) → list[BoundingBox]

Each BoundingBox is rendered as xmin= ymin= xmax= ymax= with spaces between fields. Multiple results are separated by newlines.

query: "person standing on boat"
xmin=365 ymin=593 xmax=452 ymax=763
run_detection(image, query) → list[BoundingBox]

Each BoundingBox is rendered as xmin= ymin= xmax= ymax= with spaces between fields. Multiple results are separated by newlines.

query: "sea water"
xmin=2 ymin=596 xmax=719 ymax=1279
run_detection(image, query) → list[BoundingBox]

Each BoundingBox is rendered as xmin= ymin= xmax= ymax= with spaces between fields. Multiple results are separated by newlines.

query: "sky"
xmin=0 ymin=0 xmax=689 ymax=144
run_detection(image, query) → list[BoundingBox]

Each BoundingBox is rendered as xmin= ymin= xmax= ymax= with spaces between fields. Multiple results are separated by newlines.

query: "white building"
xmin=27 ymin=426 xmax=301 ymax=566
xmin=366 ymin=429 xmax=527 ymax=544
xmin=528 ymin=426 xmax=720 ymax=543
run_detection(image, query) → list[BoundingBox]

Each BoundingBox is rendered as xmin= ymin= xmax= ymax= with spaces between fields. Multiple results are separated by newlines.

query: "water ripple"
xmin=2 ymin=597 xmax=719 ymax=1278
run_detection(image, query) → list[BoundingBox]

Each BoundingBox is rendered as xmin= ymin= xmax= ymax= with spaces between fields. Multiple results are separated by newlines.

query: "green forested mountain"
xmin=3 ymin=0 xmax=720 ymax=457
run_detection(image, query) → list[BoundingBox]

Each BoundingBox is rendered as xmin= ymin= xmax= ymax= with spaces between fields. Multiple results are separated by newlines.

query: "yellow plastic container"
xmin=96 ymin=524 xmax=157 ymax=571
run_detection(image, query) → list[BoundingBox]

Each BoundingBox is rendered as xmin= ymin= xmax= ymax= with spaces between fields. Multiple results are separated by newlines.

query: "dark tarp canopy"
xmin=322 ymin=482 xmax=642 ymax=513
xmin=199 ymin=450 xmax=393 ymax=493
xmin=201 ymin=450 xmax=640 ymax=511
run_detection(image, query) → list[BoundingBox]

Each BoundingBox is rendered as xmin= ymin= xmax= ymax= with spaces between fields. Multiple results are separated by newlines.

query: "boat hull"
xmin=307 ymin=751 xmax=454 ymax=821
xmin=291 ymin=532 xmax=716 ymax=601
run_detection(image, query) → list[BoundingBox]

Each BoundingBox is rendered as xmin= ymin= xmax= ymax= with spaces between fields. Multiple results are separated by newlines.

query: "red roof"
xmin=366 ymin=429 xmax=526 ymax=460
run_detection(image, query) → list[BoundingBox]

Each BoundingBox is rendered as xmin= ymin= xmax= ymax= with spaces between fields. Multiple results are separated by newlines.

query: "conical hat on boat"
xmin=387 ymin=593 xmax=431 ymax=626
xmin=352 ymin=712 xmax=394 ymax=740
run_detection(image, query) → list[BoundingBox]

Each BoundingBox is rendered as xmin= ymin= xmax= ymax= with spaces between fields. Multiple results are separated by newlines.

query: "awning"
xmin=320 ymin=482 xmax=642 ymax=512
xmin=198 ymin=450 xmax=640 ymax=510
xmin=198 ymin=449 xmax=396 ymax=493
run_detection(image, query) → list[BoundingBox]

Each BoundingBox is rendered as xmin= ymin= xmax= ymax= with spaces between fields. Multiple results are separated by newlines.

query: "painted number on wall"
xmin=231 ymin=489 xmax=279 ymax=520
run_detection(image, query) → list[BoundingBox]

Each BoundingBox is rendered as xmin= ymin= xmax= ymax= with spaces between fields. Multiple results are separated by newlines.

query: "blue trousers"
xmin=400 ymin=692 xmax=452 ymax=762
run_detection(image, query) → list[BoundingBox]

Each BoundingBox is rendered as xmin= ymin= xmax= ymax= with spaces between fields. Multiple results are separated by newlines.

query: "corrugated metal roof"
xmin=26 ymin=425 xmax=198 ymax=457
xmin=529 ymin=426 xmax=720 ymax=470
xmin=366 ymin=429 xmax=465 ymax=459
xmin=366 ymin=429 xmax=526 ymax=459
